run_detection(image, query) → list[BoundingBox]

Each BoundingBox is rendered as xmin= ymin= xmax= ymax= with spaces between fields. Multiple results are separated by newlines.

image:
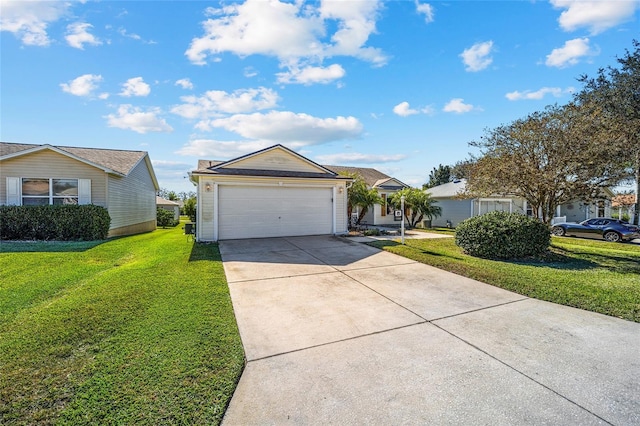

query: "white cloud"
xmin=318 ymin=0 xmax=386 ymax=65
xmin=65 ymin=22 xmax=101 ymax=49
xmin=545 ymin=37 xmax=595 ymax=68
xmin=415 ymin=2 xmax=434 ymax=23
xmin=60 ymin=74 xmax=103 ymax=97
xmin=106 ymin=105 xmax=173 ymax=134
xmin=244 ymin=67 xmax=258 ymax=78
xmin=171 ymin=87 xmax=278 ymax=126
xmin=207 ymin=111 xmax=363 ymax=145
xmin=443 ymin=98 xmax=475 ymax=114
xmin=315 ymin=152 xmax=406 ymax=164
xmin=185 ymin=0 xmax=387 ymax=77
xmin=551 ymin=0 xmax=640 ymax=34
xmin=175 ymin=78 xmax=194 ymax=90
xmin=176 ymin=139 xmax=275 ymax=159
xmin=460 ymin=41 xmax=494 ymax=72
xmin=276 ymin=64 xmax=345 ymax=85
xmin=393 ymin=101 xmax=418 ymax=117
xmin=0 ymin=1 xmax=70 ymax=46
xmin=505 ymin=86 xmax=574 ymax=101
xmin=393 ymin=101 xmax=434 ymax=117
xmin=119 ymin=77 xmax=151 ymax=97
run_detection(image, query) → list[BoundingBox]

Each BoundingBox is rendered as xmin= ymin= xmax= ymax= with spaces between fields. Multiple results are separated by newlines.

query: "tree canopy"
xmin=575 ymin=39 xmax=640 ymax=224
xmin=465 ymin=39 xmax=639 ymax=224
xmin=467 ymin=104 xmax=626 ymax=223
xmin=423 ymin=164 xmax=451 ymax=189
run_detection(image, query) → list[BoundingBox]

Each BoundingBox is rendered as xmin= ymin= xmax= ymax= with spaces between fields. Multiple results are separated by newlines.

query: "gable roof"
xmin=323 ymin=165 xmax=408 ymax=189
xmin=1 ymin=142 xmax=149 ymax=176
xmin=425 ymin=179 xmax=468 ymax=198
xmin=193 ymin=144 xmax=350 ymax=180
xmin=156 ymin=196 xmax=180 ymax=206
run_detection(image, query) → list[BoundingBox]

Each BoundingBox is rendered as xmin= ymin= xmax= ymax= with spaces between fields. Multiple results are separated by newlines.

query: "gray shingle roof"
xmin=323 ymin=165 xmax=391 ymax=187
xmin=0 ymin=142 xmax=147 ymax=176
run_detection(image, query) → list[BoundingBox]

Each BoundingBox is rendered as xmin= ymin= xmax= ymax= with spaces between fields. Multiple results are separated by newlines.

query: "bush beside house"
xmin=0 ymin=205 xmax=111 ymax=240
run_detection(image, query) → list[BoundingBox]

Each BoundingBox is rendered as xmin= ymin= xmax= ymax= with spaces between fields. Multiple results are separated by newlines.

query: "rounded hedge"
xmin=455 ymin=211 xmax=550 ymax=259
xmin=0 ymin=205 xmax=111 ymax=241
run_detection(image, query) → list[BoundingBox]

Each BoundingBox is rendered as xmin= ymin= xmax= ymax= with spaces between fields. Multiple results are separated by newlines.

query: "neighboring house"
xmin=324 ymin=165 xmax=409 ymax=226
xmin=156 ymin=196 xmax=180 ymax=222
xmin=1 ymin=142 xmax=159 ymax=237
xmin=190 ymin=144 xmax=352 ymax=242
xmin=612 ymin=194 xmax=637 ymax=221
xmin=426 ymin=179 xmax=613 ymax=227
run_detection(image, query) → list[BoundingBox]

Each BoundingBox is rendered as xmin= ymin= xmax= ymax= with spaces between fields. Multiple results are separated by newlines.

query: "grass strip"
xmin=369 ymin=236 xmax=640 ymax=322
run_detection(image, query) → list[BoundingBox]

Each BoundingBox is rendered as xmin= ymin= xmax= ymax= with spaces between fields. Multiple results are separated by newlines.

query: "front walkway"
xmin=220 ymin=235 xmax=639 ymax=425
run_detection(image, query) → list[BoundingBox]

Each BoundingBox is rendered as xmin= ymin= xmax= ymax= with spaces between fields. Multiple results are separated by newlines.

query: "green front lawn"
xmin=369 ymin=236 xmax=640 ymax=322
xmin=0 ymin=225 xmax=244 ymax=425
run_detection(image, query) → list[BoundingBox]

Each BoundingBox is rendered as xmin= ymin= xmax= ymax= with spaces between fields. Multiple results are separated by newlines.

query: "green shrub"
xmin=0 ymin=205 xmax=111 ymax=241
xmin=156 ymin=207 xmax=179 ymax=228
xmin=455 ymin=211 xmax=550 ymax=259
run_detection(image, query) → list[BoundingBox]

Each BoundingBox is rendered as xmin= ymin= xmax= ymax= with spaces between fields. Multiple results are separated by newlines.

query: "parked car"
xmin=551 ymin=218 xmax=640 ymax=243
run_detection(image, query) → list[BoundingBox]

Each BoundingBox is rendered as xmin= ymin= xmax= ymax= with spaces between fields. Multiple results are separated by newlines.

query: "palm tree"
xmin=340 ymin=172 xmax=383 ymax=227
xmin=390 ymin=188 xmax=442 ymax=228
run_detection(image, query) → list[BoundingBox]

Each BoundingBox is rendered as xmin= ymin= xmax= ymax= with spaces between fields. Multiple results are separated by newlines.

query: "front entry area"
xmin=218 ymin=186 xmax=333 ymax=240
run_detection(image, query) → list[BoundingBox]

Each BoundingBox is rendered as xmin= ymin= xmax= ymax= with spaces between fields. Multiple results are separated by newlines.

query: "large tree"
xmin=467 ymin=104 xmax=626 ymax=224
xmin=389 ymin=188 xmax=441 ymax=228
xmin=423 ymin=164 xmax=451 ymax=189
xmin=576 ymin=40 xmax=640 ymax=224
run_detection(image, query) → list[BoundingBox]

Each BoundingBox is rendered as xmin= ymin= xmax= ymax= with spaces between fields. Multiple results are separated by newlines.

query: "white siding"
xmin=107 ymin=158 xmax=156 ymax=230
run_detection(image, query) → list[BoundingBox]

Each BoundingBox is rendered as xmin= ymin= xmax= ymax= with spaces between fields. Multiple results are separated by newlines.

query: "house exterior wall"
xmin=107 ymin=158 xmax=157 ymax=236
xmin=559 ymin=200 xmax=611 ymax=223
xmin=195 ymin=175 xmax=348 ymax=242
xmin=431 ymin=199 xmax=473 ymax=228
xmin=0 ymin=150 xmax=108 ymax=207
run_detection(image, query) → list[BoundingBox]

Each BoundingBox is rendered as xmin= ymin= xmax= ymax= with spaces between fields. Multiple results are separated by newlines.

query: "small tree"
xmin=389 ymin=188 xmax=442 ymax=228
xmin=157 ymin=208 xmax=178 ymax=228
xmin=423 ymin=164 xmax=451 ymax=189
xmin=183 ymin=197 xmax=196 ymax=222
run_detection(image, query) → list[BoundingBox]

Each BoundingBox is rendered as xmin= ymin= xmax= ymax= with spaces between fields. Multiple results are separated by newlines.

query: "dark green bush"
xmin=156 ymin=207 xmax=179 ymax=228
xmin=0 ymin=205 xmax=111 ymax=241
xmin=455 ymin=211 xmax=550 ymax=259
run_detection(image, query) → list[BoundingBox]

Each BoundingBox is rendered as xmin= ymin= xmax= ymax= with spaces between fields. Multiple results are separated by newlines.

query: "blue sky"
xmin=1 ymin=0 xmax=639 ymax=193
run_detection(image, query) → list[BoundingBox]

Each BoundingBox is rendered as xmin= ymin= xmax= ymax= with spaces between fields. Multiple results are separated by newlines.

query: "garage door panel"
xmin=218 ymin=186 xmax=332 ymax=240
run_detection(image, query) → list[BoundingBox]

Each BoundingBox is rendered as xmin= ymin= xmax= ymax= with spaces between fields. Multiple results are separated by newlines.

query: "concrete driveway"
xmin=220 ymin=235 xmax=640 ymax=425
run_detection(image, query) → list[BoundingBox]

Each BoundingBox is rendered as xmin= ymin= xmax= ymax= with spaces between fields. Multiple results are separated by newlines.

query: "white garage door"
xmin=218 ymin=186 xmax=333 ymax=240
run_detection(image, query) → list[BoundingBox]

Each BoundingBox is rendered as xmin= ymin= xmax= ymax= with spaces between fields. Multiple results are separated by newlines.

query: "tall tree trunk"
xmin=633 ymin=153 xmax=640 ymax=225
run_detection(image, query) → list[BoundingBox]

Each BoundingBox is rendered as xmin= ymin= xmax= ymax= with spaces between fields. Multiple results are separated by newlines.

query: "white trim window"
xmin=6 ymin=177 xmax=91 ymax=206
xmin=477 ymin=198 xmax=513 ymax=215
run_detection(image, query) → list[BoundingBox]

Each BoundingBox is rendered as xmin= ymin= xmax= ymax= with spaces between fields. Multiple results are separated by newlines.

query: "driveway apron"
xmin=220 ymin=235 xmax=640 ymax=425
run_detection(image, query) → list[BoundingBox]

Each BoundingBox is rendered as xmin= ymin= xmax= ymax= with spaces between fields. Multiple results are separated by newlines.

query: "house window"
xmin=597 ymin=200 xmax=605 ymax=218
xmin=22 ymin=178 xmax=79 ymax=205
xmin=381 ymin=194 xmax=387 ymax=217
